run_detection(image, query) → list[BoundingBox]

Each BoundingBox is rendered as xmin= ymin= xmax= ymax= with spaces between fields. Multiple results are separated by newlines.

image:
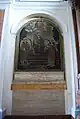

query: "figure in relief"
xmin=18 ymin=18 xmax=60 ymax=70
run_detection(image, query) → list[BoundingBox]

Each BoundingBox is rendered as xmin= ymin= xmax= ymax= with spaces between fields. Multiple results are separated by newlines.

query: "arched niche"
xmin=15 ymin=15 xmax=65 ymax=72
xmin=12 ymin=13 xmax=66 ymax=83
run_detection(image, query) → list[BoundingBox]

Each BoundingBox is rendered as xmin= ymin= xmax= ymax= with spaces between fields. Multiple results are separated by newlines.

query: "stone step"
xmin=14 ymin=71 xmax=64 ymax=81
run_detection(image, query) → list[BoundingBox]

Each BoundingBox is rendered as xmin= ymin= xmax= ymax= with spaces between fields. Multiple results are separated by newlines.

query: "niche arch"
xmin=11 ymin=12 xmax=67 ymax=35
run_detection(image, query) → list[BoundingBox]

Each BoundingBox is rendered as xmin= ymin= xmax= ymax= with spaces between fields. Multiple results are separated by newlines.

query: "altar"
xmin=0 ymin=0 xmax=77 ymax=117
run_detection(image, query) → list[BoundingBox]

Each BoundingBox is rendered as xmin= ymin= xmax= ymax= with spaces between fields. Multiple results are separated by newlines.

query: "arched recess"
xmin=11 ymin=12 xmax=67 ymax=84
xmin=14 ymin=15 xmax=65 ymax=72
xmin=10 ymin=12 xmax=69 ymax=115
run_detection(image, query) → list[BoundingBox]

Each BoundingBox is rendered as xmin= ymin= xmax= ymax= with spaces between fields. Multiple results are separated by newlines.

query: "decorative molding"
xmin=0 ymin=0 xmax=11 ymax=4
xmin=11 ymin=82 xmax=67 ymax=91
xmin=12 ymin=0 xmax=69 ymax=8
xmin=16 ymin=0 xmax=65 ymax=2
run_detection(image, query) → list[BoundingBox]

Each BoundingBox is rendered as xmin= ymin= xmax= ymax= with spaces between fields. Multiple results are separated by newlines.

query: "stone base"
xmin=3 ymin=115 xmax=74 ymax=119
xmin=12 ymin=90 xmax=65 ymax=115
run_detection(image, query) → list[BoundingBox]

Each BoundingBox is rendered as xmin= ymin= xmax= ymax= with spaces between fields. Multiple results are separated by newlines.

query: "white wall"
xmin=0 ymin=2 xmax=10 ymax=109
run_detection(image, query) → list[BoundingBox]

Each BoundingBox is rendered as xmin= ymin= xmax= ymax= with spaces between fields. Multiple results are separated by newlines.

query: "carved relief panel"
xmin=15 ymin=17 xmax=64 ymax=72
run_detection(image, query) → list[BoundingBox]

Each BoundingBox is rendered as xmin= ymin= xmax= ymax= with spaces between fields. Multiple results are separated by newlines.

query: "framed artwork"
xmin=15 ymin=16 xmax=65 ymax=72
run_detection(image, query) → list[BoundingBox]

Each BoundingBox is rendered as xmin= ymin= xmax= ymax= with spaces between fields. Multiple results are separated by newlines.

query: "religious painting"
xmin=16 ymin=17 xmax=64 ymax=71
